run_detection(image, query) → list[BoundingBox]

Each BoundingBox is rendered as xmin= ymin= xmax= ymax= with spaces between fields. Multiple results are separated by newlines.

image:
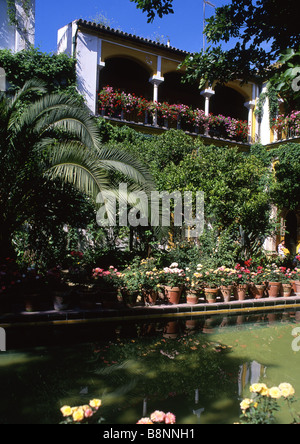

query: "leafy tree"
xmin=0 ymin=81 xmax=154 ymax=261
xmin=269 ymin=143 xmax=300 ymax=211
xmin=182 ymin=0 xmax=299 ymax=88
xmin=156 ymin=144 xmax=272 ymax=239
xmin=130 ymin=0 xmax=174 ymax=22
xmin=269 ymin=48 xmax=300 ymax=112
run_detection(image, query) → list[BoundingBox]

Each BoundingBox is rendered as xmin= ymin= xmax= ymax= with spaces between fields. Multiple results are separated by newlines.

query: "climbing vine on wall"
xmin=255 ymin=85 xmax=280 ymax=127
xmin=7 ymin=0 xmax=32 ymax=28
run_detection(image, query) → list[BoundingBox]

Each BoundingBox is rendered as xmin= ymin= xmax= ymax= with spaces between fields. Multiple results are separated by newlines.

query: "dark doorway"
xmin=210 ymin=85 xmax=248 ymax=120
xmin=99 ymin=57 xmax=153 ymax=100
xmin=159 ymin=72 xmax=205 ymax=109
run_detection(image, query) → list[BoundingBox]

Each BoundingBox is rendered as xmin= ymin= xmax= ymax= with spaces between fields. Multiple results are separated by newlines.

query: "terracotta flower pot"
xmin=268 ymin=282 xmax=281 ymax=298
xmin=204 ymin=288 xmax=219 ymax=304
xmin=295 ymin=281 xmax=300 ymax=295
xmin=253 ymin=285 xmax=266 ymax=299
xmin=164 ymin=286 xmax=183 ymax=305
xmin=186 ymin=291 xmax=199 ymax=305
xmin=236 ymin=284 xmax=248 ymax=301
xmin=220 ymin=286 xmax=232 ymax=303
xmin=282 ymin=283 xmax=292 ymax=298
xmin=142 ymin=289 xmax=158 ymax=306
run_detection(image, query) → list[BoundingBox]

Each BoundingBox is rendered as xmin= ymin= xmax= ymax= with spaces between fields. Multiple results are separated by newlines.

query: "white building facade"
xmin=0 ymin=0 xmax=35 ymax=53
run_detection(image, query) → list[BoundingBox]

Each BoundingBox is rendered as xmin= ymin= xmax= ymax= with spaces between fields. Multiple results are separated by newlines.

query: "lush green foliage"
xmin=269 ymin=48 xmax=300 ymax=112
xmin=0 ymin=47 xmax=77 ymax=95
xmin=269 ymin=144 xmax=300 ymax=210
xmin=181 ymin=0 xmax=299 ymax=96
xmin=0 ymin=82 xmax=154 ymax=266
xmin=130 ymin=0 xmax=174 ymax=22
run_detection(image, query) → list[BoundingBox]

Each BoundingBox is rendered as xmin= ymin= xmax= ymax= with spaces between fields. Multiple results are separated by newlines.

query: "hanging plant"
xmin=255 ymin=84 xmax=279 ymax=127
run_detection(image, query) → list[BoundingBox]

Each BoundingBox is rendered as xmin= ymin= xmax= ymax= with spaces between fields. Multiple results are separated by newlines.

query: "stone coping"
xmin=1 ymin=295 xmax=300 ymax=329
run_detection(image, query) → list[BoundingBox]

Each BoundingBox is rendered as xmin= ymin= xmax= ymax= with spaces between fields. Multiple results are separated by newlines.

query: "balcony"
xmin=98 ymin=86 xmax=250 ymax=146
xmin=272 ymin=111 xmax=300 ymax=143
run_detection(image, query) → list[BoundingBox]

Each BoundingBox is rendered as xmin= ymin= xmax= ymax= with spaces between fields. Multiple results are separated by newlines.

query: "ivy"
xmin=7 ymin=0 xmax=31 ymax=27
xmin=255 ymin=85 xmax=280 ymax=127
xmin=0 ymin=47 xmax=77 ymax=93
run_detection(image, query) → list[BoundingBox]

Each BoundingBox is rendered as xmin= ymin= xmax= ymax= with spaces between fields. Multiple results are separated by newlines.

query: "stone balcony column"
xmin=200 ymin=88 xmax=215 ymax=117
xmin=244 ymin=100 xmax=256 ymax=143
xmin=149 ymin=75 xmax=164 ymax=126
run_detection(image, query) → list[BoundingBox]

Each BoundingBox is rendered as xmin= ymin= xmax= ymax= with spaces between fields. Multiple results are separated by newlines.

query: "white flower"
xmin=170 ymin=262 xmax=179 ymax=268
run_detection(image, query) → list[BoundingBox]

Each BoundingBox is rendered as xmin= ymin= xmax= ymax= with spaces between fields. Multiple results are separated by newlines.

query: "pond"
xmin=1 ymin=310 xmax=300 ymax=424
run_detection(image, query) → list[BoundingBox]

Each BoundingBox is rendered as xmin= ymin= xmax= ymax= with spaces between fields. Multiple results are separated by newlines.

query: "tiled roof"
xmin=77 ymin=19 xmax=191 ymax=56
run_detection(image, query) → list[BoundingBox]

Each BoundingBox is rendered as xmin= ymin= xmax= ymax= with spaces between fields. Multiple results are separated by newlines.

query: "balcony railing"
xmin=272 ymin=111 xmax=300 ymax=142
xmin=98 ymin=86 xmax=249 ymax=144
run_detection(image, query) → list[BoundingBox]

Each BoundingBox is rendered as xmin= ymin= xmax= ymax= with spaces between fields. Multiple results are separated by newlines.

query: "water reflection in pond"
xmin=1 ymin=310 xmax=300 ymax=424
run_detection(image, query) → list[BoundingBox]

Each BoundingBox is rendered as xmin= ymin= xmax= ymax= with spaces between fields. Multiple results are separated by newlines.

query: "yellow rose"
xmin=89 ymin=399 xmax=102 ymax=409
xmin=60 ymin=406 xmax=72 ymax=417
xmin=240 ymin=399 xmax=252 ymax=412
xmin=279 ymin=383 xmax=295 ymax=398
xmin=72 ymin=408 xmax=85 ymax=422
xmin=250 ymin=383 xmax=268 ymax=396
xmin=269 ymin=387 xmax=282 ymax=400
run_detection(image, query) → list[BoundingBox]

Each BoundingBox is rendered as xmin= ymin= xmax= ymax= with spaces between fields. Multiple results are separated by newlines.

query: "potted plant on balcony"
xmin=162 ymin=263 xmax=186 ymax=305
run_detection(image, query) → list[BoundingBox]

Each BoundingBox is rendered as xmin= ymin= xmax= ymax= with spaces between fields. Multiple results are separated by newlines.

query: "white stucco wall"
xmin=0 ymin=0 xmax=35 ymax=52
xmin=58 ymin=22 xmax=104 ymax=114
xmin=260 ymin=83 xmax=271 ymax=145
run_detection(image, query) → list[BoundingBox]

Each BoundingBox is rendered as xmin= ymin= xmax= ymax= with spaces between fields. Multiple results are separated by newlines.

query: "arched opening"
xmin=210 ymin=85 xmax=248 ymax=120
xmin=99 ymin=57 xmax=153 ymax=100
xmin=285 ymin=211 xmax=298 ymax=255
xmin=159 ymin=72 xmax=205 ymax=109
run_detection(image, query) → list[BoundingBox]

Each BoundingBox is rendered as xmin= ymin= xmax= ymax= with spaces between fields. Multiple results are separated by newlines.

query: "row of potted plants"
xmin=1 ymin=257 xmax=300 ymax=313
xmin=92 ymin=260 xmax=300 ymax=307
xmin=98 ymin=86 xmax=249 ymax=142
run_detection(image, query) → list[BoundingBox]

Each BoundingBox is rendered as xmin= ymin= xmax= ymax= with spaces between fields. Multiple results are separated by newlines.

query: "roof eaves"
xmin=76 ymin=19 xmax=191 ymax=56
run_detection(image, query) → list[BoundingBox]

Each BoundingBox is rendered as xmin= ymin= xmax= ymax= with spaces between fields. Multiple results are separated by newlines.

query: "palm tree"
xmin=0 ymin=80 xmax=155 ymax=260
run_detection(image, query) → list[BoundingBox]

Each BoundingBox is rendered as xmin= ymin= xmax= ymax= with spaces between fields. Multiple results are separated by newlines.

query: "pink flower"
xmin=150 ymin=411 xmax=166 ymax=423
xmin=137 ymin=418 xmax=154 ymax=424
xmin=84 ymin=408 xmax=94 ymax=418
xmin=165 ymin=412 xmax=176 ymax=424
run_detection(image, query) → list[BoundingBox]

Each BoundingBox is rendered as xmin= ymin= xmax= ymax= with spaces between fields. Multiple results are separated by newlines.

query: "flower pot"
xmin=253 ymin=285 xmax=266 ymax=299
xmin=220 ymin=286 xmax=232 ymax=303
xmin=291 ymin=281 xmax=297 ymax=295
xmin=164 ymin=286 xmax=183 ymax=305
xmin=121 ymin=288 xmax=138 ymax=307
xmin=236 ymin=285 xmax=248 ymax=301
xmin=204 ymin=288 xmax=219 ymax=304
xmin=186 ymin=290 xmax=199 ymax=305
xmin=282 ymin=283 xmax=293 ymax=298
xmin=268 ymin=282 xmax=281 ymax=298
xmin=142 ymin=289 xmax=158 ymax=306
xmin=294 ymin=281 xmax=300 ymax=295
xmin=53 ymin=291 xmax=70 ymax=311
